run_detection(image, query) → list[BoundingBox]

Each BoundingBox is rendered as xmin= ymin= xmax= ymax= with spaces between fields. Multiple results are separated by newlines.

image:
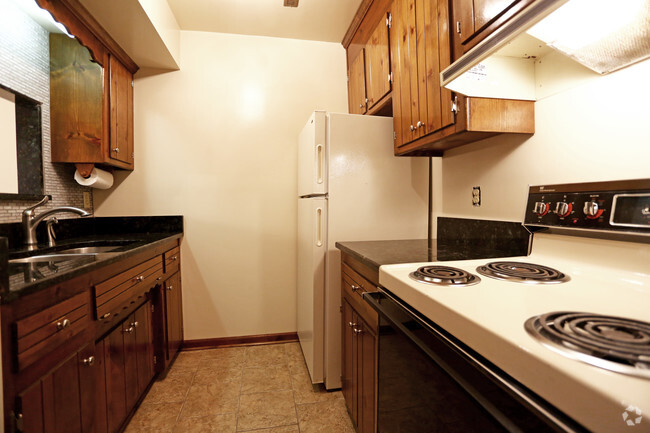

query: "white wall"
xmin=94 ymin=31 xmax=348 ymax=340
xmin=441 ymin=57 xmax=650 ymax=221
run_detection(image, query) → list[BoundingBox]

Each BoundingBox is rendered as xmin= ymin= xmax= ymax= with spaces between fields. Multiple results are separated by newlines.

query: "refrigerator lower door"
xmin=297 ymin=196 xmax=327 ymax=384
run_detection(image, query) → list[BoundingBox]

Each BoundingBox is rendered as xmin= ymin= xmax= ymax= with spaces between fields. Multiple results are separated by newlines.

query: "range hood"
xmin=441 ymin=0 xmax=650 ymax=100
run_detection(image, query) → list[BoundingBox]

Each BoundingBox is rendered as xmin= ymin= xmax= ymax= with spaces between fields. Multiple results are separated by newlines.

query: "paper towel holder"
xmin=75 ymin=163 xmax=114 ymax=179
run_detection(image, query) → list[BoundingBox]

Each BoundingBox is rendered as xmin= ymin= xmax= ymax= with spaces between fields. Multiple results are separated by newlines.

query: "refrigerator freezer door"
xmin=297 ymin=196 xmax=328 ymax=384
xmin=298 ymin=111 xmax=327 ymax=197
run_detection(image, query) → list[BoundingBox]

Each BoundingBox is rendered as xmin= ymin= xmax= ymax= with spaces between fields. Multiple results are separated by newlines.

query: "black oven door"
xmin=364 ymin=289 xmax=588 ymax=433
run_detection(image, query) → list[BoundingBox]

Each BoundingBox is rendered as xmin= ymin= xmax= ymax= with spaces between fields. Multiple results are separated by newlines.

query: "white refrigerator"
xmin=297 ymin=111 xmax=429 ymax=389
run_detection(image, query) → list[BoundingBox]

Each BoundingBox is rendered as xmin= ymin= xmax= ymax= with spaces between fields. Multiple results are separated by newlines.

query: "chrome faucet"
xmin=22 ymin=196 xmax=91 ymax=248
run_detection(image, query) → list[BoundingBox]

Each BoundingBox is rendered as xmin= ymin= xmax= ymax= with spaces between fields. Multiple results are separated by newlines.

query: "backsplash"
xmin=0 ymin=1 xmax=91 ymax=223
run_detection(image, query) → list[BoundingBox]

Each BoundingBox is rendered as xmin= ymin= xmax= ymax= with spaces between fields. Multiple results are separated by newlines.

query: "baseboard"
xmin=182 ymin=332 xmax=299 ymax=350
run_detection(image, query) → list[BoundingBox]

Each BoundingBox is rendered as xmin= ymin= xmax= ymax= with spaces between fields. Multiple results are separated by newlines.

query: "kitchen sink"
xmin=8 ymin=243 xmax=132 ymax=265
xmin=55 ymin=246 xmax=123 ymax=254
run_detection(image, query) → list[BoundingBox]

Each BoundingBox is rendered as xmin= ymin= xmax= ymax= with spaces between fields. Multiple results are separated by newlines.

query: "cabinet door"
xmin=122 ymin=314 xmax=139 ymax=414
xmin=341 ymin=298 xmax=356 ymax=418
xmin=109 ymin=55 xmax=134 ymax=168
xmin=49 ymin=34 xmax=104 ymax=164
xmin=364 ymin=14 xmax=391 ymax=109
xmin=392 ymin=0 xmax=455 ymax=148
xmin=348 ymin=50 xmax=367 ymax=115
xmin=358 ymin=319 xmax=377 ymax=433
xmin=15 ymin=343 xmax=96 ymax=433
xmin=134 ymin=301 xmax=155 ymax=397
xmin=103 ymin=325 xmax=126 ymax=433
xmin=165 ymin=273 xmax=184 ymax=363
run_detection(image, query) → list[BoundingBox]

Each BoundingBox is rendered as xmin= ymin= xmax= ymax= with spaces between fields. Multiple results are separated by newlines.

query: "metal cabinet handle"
xmin=351 ymin=285 xmax=361 ymax=292
xmin=409 ymin=125 xmax=415 ymax=131
xmin=133 ymin=275 xmax=144 ymax=282
xmin=348 ymin=321 xmax=357 ymax=328
xmin=56 ymin=318 xmax=71 ymax=330
xmin=353 ymin=328 xmax=364 ymax=335
xmin=416 ymin=120 xmax=423 ymax=129
xmin=123 ymin=326 xmax=134 ymax=334
xmin=101 ymin=312 xmax=111 ymax=320
xmin=171 ymin=255 xmax=178 ymax=261
xmin=131 ymin=321 xmax=139 ymax=328
xmin=82 ymin=356 xmax=95 ymax=366
xmin=359 ymin=103 xmax=364 ymax=109
xmin=113 ymin=147 xmax=120 ymax=153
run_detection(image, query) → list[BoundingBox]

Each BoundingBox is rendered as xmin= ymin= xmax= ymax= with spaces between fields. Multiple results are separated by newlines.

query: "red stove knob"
xmin=583 ymin=201 xmax=603 ymax=219
xmin=554 ymin=202 xmax=573 ymax=218
xmin=533 ymin=202 xmax=549 ymax=216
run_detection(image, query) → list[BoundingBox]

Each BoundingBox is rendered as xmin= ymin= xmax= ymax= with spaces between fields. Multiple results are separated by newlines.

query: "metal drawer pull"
xmin=167 ymin=285 xmax=173 ymax=291
xmin=353 ymin=328 xmax=364 ymax=335
xmin=351 ymin=285 xmax=360 ymax=292
xmin=131 ymin=321 xmax=139 ymax=328
xmin=101 ymin=313 xmax=111 ymax=320
xmin=171 ymin=255 xmax=178 ymax=261
xmin=82 ymin=356 xmax=95 ymax=366
xmin=133 ymin=275 xmax=144 ymax=283
xmin=123 ymin=326 xmax=134 ymax=334
xmin=56 ymin=318 xmax=71 ymax=330
xmin=348 ymin=321 xmax=357 ymax=328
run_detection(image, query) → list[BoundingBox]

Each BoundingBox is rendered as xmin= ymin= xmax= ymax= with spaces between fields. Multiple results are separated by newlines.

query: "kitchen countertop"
xmin=0 ymin=216 xmax=183 ymax=304
xmin=335 ymin=239 xmax=436 ymax=271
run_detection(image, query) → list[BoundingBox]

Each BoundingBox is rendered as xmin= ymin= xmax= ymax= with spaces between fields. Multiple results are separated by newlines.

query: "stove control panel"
xmin=524 ymin=179 xmax=650 ymax=233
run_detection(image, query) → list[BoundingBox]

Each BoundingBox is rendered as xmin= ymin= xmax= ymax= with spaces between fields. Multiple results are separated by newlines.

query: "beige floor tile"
xmin=180 ymin=381 xmax=241 ymax=418
xmin=172 ymin=413 xmax=237 ymax=433
xmin=291 ymin=371 xmax=343 ymax=404
xmin=239 ymin=425 xmax=300 ymax=433
xmin=237 ymin=390 xmax=297 ymax=431
xmin=170 ymin=350 xmax=204 ymax=371
xmin=201 ymin=346 xmax=247 ymax=369
xmin=241 ymin=365 xmax=292 ymax=394
xmin=124 ymin=401 xmax=182 ymax=433
xmin=194 ymin=366 xmax=243 ymax=385
xmin=144 ymin=369 xmax=194 ymax=404
xmin=296 ymin=399 xmax=356 ymax=433
xmin=244 ymin=344 xmax=288 ymax=367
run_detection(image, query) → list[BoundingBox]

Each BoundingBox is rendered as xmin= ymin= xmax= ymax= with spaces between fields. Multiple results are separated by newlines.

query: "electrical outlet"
xmin=83 ymin=191 xmax=92 ymax=210
xmin=472 ymin=186 xmax=481 ymax=207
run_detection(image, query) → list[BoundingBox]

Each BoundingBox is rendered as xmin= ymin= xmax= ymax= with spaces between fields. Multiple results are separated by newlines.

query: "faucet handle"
xmin=46 ymin=217 xmax=58 ymax=247
xmin=23 ymin=196 xmax=50 ymax=216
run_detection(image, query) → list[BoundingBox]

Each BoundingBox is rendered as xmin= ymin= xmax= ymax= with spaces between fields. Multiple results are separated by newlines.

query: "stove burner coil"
xmin=476 ymin=261 xmax=570 ymax=284
xmin=409 ymin=265 xmax=480 ymax=286
xmin=525 ymin=312 xmax=650 ymax=379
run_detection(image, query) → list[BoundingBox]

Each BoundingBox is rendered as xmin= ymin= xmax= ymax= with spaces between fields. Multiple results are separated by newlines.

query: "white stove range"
xmin=376 ymin=180 xmax=650 ymax=433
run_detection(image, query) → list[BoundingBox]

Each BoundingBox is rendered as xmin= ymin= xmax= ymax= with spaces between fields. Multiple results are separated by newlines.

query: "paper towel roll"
xmin=74 ymin=167 xmax=114 ymax=189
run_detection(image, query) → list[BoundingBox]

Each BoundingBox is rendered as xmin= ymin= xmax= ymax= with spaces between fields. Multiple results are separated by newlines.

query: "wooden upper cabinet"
xmin=39 ymin=0 xmax=137 ymax=172
xmin=392 ymin=0 xmax=454 ymax=147
xmin=348 ymin=49 xmax=368 ymax=115
xmin=451 ymin=0 xmax=536 ymax=59
xmin=109 ymin=55 xmax=134 ymax=167
xmin=364 ymin=13 xmax=391 ymax=109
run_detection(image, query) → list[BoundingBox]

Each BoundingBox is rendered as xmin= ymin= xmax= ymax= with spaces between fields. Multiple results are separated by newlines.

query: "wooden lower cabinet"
xmin=98 ymin=301 xmax=154 ymax=433
xmin=341 ymin=258 xmax=378 ymax=433
xmin=15 ymin=343 xmax=96 ymax=433
xmin=156 ymin=271 xmax=183 ymax=372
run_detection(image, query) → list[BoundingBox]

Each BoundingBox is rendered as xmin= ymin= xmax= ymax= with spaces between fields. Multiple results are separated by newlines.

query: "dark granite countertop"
xmin=0 ymin=216 xmax=183 ymax=304
xmin=336 ymin=239 xmax=436 ymax=271
xmin=335 ymin=217 xmax=532 ymax=274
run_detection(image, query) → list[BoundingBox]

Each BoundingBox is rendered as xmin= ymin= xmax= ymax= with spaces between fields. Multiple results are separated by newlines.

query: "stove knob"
xmin=533 ymin=202 xmax=548 ymax=216
xmin=583 ymin=201 xmax=599 ymax=217
xmin=554 ymin=202 xmax=572 ymax=217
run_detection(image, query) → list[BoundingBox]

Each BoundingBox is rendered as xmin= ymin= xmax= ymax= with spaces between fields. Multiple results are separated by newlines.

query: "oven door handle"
xmin=364 ymin=290 xmax=582 ymax=433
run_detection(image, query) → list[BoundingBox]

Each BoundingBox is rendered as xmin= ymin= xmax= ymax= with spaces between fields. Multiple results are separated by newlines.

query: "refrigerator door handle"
xmin=316 ymin=144 xmax=324 ymax=185
xmin=316 ymin=207 xmax=323 ymax=247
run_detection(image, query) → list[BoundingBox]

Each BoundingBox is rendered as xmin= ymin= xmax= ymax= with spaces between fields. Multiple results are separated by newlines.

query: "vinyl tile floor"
xmin=124 ymin=342 xmax=355 ymax=432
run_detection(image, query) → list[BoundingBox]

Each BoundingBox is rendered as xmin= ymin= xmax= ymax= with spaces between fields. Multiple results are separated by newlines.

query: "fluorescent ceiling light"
xmin=8 ymin=0 xmax=73 ymax=36
xmin=527 ymin=0 xmax=650 ymax=73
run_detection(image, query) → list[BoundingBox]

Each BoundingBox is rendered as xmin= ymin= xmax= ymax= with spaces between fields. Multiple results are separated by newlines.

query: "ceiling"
xmin=166 ymin=0 xmax=363 ymax=43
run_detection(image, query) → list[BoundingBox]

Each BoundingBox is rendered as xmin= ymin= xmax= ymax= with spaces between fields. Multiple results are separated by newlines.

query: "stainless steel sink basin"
xmin=9 ymin=246 xmax=123 ymax=264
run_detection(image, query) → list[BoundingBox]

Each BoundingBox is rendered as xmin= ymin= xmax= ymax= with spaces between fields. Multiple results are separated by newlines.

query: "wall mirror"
xmin=0 ymin=84 xmax=44 ymax=199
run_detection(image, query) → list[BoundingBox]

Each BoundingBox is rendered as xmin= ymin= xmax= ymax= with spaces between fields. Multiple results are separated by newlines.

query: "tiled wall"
xmin=0 ymin=2 xmax=92 ymax=223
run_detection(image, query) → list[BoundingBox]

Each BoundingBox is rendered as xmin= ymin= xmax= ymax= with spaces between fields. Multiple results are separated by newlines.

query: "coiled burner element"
xmin=409 ymin=266 xmax=480 ymax=286
xmin=476 ymin=261 xmax=569 ymax=284
xmin=525 ymin=311 xmax=650 ymax=379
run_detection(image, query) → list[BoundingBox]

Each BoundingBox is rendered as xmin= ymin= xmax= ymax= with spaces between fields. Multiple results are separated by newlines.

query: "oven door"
xmin=364 ymin=289 xmax=587 ymax=433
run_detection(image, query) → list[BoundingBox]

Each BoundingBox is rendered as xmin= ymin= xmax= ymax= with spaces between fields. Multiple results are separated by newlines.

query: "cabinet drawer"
xmin=164 ymin=246 xmax=180 ymax=275
xmin=95 ymin=256 xmax=163 ymax=323
xmin=342 ymin=265 xmax=378 ymax=332
xmin=14 ymin=292 xmax=89 ymax=371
